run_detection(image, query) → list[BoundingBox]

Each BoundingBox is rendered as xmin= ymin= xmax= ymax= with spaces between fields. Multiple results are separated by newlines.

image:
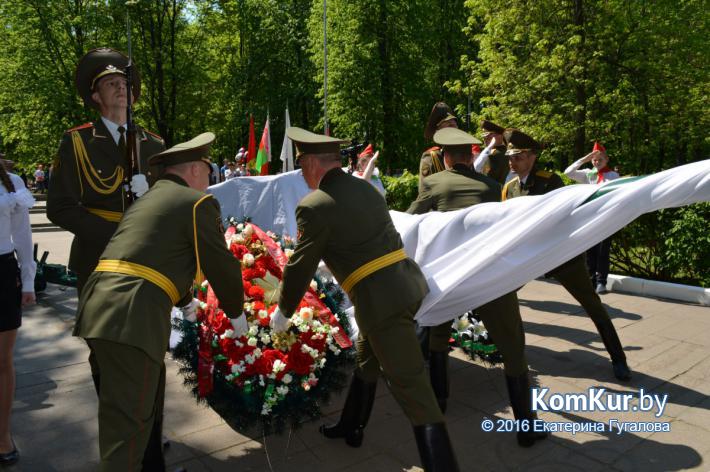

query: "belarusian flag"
xmin=255 ymin=114 xmax=271 ymax=175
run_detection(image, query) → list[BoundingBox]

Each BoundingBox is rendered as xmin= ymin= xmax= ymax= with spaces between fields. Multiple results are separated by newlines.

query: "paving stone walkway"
xmin=6 ymin=201 xmax=709 ymax=471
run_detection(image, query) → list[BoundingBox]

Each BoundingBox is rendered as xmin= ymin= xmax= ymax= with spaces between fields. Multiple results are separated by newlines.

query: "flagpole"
xmin=323 ymin=0 xmax=329 ymax=135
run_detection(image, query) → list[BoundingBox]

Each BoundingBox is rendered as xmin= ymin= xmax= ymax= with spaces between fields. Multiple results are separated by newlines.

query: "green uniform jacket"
xmin=418 ymin=146 xmax=445 ymax=193
xmin=278 ymin=168 xmax=429 ymax=335
xmin=407 ymin=163 xmax=501 ymax=214
xmin=485 ymin=145 xmax=510 ymax=185
xmin=47 ymin=120 xmax=165 ymax=280
xmin=501 ymin=165 xmax=564 ymax=201
xmin=74 ymin=174 xmax=244 ymax=363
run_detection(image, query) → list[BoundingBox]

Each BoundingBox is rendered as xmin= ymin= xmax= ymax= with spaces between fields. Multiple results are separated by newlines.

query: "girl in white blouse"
xmin=0 ymin=159 xmax=36 ymax=466
xmin=564 ymin=142 xmax=619 ymax=294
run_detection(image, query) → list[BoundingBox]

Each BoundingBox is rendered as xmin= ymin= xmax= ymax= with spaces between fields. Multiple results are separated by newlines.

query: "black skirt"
xmin=0 ymin=252 xmax=22 ymax=332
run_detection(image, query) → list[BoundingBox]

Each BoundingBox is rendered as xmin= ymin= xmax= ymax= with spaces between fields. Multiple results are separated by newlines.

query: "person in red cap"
xmin=351 ymin=144 xmax=386 ymax=195
xmin=564 ymin=141 xmax=619 ymax=184
xmin=564 ymin=141 xmax=621 ymax=294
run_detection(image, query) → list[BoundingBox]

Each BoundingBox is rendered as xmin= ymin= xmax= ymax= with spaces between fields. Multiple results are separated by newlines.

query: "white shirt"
xmin=0 ymin=173 xmax=36 ymax=292
xmin=565 ymin=157 xmax=620 ymax=184
xmin=101 ymin=117 xmax=128 ymax=145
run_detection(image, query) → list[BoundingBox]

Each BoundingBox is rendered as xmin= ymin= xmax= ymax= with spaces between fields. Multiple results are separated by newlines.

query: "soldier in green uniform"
xmin=476 ymin=120 xmax=510 ymax=185
xmin=418 ymin=102 xmax=458 ymax=193
xmin=74 ymin=132 xmax=247 ymax=471
xmin=407 ymin=128 xmax=548 ymax=448
xmin=269 ymin=127 xmax=459 ymax=472
xmin=48 ymin=47 xmax=166 ymax=295
xmin=502 ymin=129 xmax=631 ymax=381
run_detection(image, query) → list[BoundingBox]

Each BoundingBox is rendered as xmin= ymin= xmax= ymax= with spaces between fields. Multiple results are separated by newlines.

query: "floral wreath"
xmin=172 ymin=218 xmax=356 ymax=434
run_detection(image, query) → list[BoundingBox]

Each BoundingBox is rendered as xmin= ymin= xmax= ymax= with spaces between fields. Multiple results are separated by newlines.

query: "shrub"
xmin=382 ymin=171 xmax=419 ymax=211
xmin=611 ymin=203 xmax=709 ymax=287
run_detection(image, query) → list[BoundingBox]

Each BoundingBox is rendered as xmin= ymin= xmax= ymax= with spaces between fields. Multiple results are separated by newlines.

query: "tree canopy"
xmin=1 ymin=0 xmax=707 ymax=174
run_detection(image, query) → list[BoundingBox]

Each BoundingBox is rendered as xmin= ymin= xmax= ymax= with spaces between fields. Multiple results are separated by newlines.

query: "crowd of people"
xmin=0 ymin=47 xmax=632 ymax=471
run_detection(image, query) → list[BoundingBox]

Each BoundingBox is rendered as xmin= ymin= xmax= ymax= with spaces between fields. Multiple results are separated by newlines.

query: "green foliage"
xmin=382 ymin=170 xmax=419 ymax=211
xmin=456 ymin=0 xmax=709 ymax=173
xmin=611 ymin=203 xmax=710 ymax=287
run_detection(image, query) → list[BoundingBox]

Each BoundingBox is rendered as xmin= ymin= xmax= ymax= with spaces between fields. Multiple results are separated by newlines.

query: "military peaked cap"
xmin=434 ymin=128 xmax=482 ymax=154
xmin=286 ymin=127 xmax=347 ymax=159
xmin=149 ymin=132 xmax=215 ymax=173
xmin=76 ymin=47 xmax=141 ymax=110
xmin=480 ymin=120 xmax=505 ymax=136
xmin=504 ymin=129 xmax=541 ymax=155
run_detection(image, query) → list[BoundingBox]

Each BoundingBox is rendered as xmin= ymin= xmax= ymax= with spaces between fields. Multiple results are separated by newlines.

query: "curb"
xmin=607 ymin=274 xmax=710 ymax=306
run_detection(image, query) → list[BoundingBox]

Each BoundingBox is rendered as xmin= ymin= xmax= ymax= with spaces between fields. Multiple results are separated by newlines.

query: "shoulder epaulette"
xmin=65 ymin=122 xmax=94 ymax=133
xmin=144 ymin=129 xmax=164 ymax=142
xmin=536 ymin=169 xmax=553 ymax=178
xmin=501 ymin=176 xmax=519 ymax=201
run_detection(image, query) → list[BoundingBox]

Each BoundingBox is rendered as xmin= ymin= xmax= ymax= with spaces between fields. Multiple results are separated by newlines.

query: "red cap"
xmin=593 ymin=141 xmax=606 ymax=153
xmin=472 ymin=144 xmax=481 ymax=154
xmin=358 ymin=144 xmax=374 ymax=158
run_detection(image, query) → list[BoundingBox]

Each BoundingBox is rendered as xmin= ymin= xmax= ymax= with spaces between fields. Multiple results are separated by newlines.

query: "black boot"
xmin=593 ymin=319 xmax=631 ymax=381
xmin=319 ymin=374 xmax=376 ymax=447
xmin=429 ymin=351 xmax=449 ymax=414
xmin=505 ymin=373 xmax=548 ymax=448
xmin=413 ymin=423 xmax=460 ymax=472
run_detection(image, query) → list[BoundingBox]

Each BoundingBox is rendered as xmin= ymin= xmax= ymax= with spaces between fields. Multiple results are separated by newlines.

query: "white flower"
xmin=235 ymin=340 xmax=244 ymax=348
xmin=248 ymin=325 xmax=259 ymax=336
xmin=276 ymin=385 xmax=289 ymax=396
xmin=245 ymin=354 xmax=256 ymax=364
xmin=242 ymin=253 xmax=255 ymax=267
xmin=273 ymin=360 xmax=286 ymax=373
xmin=201 ymin=280 xmax=209 ymax=288
xmin=237 ymin=223 xmax=244 ymax=231
xmin=282 ymin=373 xmax=293 ymax=384
xmin=258 ymin=376 xmax=265 ymax=387
xmin=299 ymin=307 xmax=314 ymax=322
xmin=253 ymin=348 xmax=262 ymax=357
xmin=285 ymin=249 xmax=294 ymax=259
xmin=247 ymin=337 xmax=258 ymax=347
xmin=259 ymin=333 xmax=271 ymax=344
xmin=221 ymin=329 xmax=235 ymax=339
xmin=258 ymin=309 xmax=269 ymax=319
xmin=309 ymin=280 xmax=318 ymax=291
xmin=243 ymin=224 xmax=254 ymax=239
xmin=231 ymin=363 xmax=245 ymax=374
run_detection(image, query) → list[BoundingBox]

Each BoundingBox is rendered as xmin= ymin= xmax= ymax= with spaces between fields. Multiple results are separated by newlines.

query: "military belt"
xmin=86 ymin=207 xmax=123 ymax=223
xmin=340 ymin=248 xmax=408 ymax=294
xmin=94 ymin=259 xmax=180 ymax=304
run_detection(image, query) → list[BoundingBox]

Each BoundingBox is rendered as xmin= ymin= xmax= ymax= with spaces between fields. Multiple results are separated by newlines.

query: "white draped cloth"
xmin=207 ymin=160 xmax=710 ymax=326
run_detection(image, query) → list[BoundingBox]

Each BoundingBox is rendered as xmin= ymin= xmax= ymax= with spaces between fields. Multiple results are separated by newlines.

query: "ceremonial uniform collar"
xmin=101 ymin=117 xmax=128 ymax=145
xmin=318 ymin=167 xmax=345 ymax=189
xmin=161 ymin=173 xmax=189 ymax=187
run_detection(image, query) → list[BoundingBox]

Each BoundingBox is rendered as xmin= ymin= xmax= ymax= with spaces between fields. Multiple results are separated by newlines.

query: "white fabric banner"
xmin=208 ymin=160 xmax=710 ymax=325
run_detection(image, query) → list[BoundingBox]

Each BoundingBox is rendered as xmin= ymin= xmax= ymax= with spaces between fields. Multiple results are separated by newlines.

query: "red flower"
xmin=251 ymin=349 xmax=287 ymax=377
xmin=230 ymin=243 xmax=250 ymax=260
xmin=287 ymin=342 xmax=314 ymax=375
xmin=248 ymin=285 xmax=265 ymax=301
xmin=242 ymin=267 xmax=266 ymax=280
xmin=300 ymin=331 xmax=326 ymax=352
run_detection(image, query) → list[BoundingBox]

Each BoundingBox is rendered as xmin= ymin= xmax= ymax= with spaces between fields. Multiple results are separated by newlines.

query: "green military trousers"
xmin=355 ymin=301 xmax=445 ymax=425
xmin=87 ymin=339 xmax=165 ymax=472
xmin=549 ymin=255 xmax=611 ymax=324
xmin=428 ymin=291 xmax=529 ymax=376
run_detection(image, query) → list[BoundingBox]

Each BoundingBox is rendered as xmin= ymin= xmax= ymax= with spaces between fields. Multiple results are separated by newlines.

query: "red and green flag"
xmin=254 ymin=114 xmax=271 ymax=175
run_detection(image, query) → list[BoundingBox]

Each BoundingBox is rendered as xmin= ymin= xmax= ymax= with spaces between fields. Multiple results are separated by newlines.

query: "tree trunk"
xmin=571 ymin=0 xmax=587 ymax=169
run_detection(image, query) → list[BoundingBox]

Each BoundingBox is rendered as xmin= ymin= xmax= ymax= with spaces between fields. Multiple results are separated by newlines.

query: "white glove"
xmin=230 ymin=314 xmax=249 ymax=337
xmin=269 ymin=306 xmax=290 ymax=333
xmin=130 ymin=173 xmax=149 ymax=197
xmin=180 ymin=298 xmax=200 ymax=322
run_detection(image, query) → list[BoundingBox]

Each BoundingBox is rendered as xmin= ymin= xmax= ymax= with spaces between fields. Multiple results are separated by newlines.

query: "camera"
xmin=340 ymin=141 xmax=367 ymax=173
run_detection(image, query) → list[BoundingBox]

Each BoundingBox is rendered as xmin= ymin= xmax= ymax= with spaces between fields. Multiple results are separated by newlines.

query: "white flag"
xmin=280 ymin=107 xmax=294 ymax=172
